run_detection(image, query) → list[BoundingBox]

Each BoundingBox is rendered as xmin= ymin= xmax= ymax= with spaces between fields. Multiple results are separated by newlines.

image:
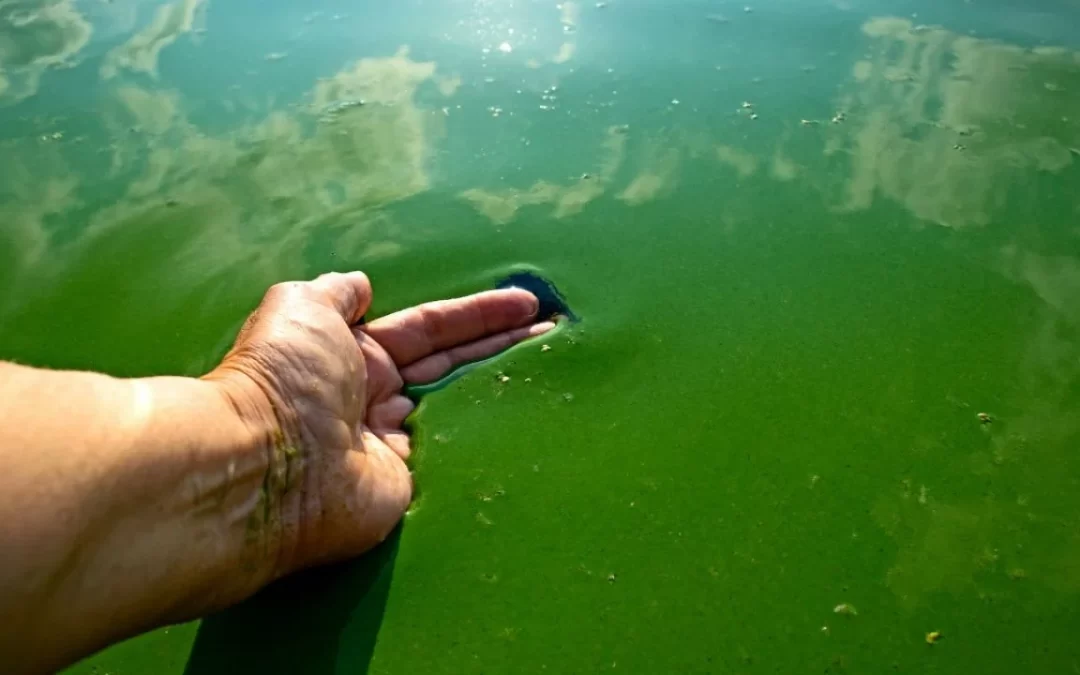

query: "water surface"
xmin=2 ymin=0 xmax=1080 ymax=672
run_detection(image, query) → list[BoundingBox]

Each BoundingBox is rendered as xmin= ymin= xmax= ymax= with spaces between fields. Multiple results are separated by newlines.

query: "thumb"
xmin=309 ymin=271 xmax=373 ymax=324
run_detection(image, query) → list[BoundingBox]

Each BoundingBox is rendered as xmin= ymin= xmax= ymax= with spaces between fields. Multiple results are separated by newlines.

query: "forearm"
xmin=0 ymin=362 xmax=277 ymax=673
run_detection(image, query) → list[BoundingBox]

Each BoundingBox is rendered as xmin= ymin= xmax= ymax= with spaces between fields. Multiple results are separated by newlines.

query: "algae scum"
xmin=2 ymin=0 xmax=1080 ymax=673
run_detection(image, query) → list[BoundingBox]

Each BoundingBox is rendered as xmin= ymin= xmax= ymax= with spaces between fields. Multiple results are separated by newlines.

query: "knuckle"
xmin=265 ymin=280 xmax=305 ymax=302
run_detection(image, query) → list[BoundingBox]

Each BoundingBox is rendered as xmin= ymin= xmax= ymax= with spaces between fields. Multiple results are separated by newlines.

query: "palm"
xmin=220 ymin=272 xmax=552 ymax=579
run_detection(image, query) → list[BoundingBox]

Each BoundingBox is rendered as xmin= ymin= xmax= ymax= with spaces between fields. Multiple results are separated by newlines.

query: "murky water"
xmin=3 ymin=0 xmax=1080 ymax=672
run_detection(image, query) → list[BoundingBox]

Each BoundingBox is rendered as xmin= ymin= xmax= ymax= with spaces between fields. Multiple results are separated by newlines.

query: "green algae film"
xmin=0 ymin=0 xmax=1078 ymax=673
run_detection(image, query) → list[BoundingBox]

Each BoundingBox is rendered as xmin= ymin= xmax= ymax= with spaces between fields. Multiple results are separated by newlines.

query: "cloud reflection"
xmin=101 ymin=0 xmax=206 ymax=79
xmin=0 ymin=0 xmax=92 ymax=103
xmin=0 ymin=46 xmax=448 ymax=320
xmin=828 ymin=17 xmax=1078 ymax=228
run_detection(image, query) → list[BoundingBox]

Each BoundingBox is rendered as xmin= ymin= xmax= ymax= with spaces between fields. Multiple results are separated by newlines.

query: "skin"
xmin=0 ymin=271 xmax=554 ymax=674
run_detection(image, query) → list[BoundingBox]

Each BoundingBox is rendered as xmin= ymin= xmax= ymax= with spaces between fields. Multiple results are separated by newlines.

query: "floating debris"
xmin=613 ymin=123 xmax=630 ymax=134
xmin=607 ymin=573 xmax=617 ymax=582
xmin=833 ymin=603 xmax=858 ymax=616
xmin=497 ymin=373 xmax=511 ymax=384
xmin=977 ymin=412 xmax=993 ymax=425
xmin=831 ymin=111 xmax=846 ymax=124
xmin=741 ymin=101 xmax=754 ymax=109
xmin=321 ymin=98 xmax=366 ymax=118
xmin=541 ymin=344 xmax=552 ymax=352
xmin=953 ymin=144 xmax=966 ymax=151
xmin=671 ymin=98 xmax=681 ymax=105
xmin=596 ymin=1 xmax=608 ymax=7
xmin=706 ymin=13 xmax=730 ymax=23
xmin=264 ymin=52 xmax=288 ymax=61
xmin=743 ymin=5 xmax=753 ymax=12
xmin=749 ymin=113 xmax=759 ymax=120
xmin=1008 ymin=568 xmax=1027 ymax=580
xmin=498 ymin=41 xmax=513 ymax=53
xmin=800 ymin=119 xmax=816 ymax=126
xmin=926 ymin=631 xmax=942 ymax=644
xmin=581 ymin=172 xmax=592 ymax=180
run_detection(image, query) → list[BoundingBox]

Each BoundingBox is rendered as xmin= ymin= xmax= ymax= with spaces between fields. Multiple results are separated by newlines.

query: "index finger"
xmin=363 ymin=289 xmax=539 ymax=367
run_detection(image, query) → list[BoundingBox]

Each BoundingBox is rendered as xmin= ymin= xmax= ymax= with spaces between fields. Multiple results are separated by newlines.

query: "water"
xmin=2 ymin=0 xmax=1080 ymax=672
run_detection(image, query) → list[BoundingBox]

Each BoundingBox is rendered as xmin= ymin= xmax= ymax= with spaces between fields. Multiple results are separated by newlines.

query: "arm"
xmin=0 ymin=364 xmax=277 ymax=673
xmin=0 ymin=271 xmax=552 ymax=674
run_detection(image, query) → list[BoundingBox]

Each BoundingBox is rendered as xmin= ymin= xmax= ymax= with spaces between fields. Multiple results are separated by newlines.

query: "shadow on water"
xmin=183 ymin=529 xmax=400 ymax=675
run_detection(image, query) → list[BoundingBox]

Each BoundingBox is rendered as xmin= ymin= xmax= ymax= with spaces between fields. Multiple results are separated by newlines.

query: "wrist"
xmin=130 ymin=374 xmax=285 ymax=616
xmin=67 ymin=374 xmax=286 ymax=641
xmin=5 ymin=369 xmax=286 ymax=671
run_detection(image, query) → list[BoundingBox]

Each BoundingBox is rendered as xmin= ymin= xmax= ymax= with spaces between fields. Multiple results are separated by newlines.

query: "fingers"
xmin=355 ymin=330 xmax=405 ymax=402
xmin=377 ymin=430 xmax=412 ymax=460
xmin=402 ymin=321 xmax=556 ymax=385
xmin=308 ymin=271 xmax=373 ymax=324
xmin=364 ymin=289 xmax=540 ymax=367
xmin=369 ymin=395 xmax=415 ymax=429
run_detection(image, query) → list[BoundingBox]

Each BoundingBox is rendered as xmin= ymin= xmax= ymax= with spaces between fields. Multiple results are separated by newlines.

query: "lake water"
xmin=3 ymin=0 xmax=1080 ymax=672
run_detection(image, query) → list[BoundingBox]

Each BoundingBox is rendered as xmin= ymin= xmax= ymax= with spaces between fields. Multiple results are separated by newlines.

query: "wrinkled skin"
xmin=208 ymin=271 xmax=554 ymax=578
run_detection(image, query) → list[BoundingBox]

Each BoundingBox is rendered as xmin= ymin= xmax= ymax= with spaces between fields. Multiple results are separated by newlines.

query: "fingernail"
xmin=527 ymin=293 xmax=540 ymax=317
xmin=530 ymin=321 xmax=556 ymax=335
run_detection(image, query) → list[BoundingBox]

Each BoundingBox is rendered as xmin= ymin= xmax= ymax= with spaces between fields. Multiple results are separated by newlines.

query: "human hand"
xmin=209 ymin=272 xmax=553 ymax=582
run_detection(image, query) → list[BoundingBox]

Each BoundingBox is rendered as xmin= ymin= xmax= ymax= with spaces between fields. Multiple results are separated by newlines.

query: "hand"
xmin=208 ymin=272 xmax=553 ymax=581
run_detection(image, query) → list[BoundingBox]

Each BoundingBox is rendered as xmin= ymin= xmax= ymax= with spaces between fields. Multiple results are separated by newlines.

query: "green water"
xmin=3 ymin=0 xmax=1080 ymax=672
